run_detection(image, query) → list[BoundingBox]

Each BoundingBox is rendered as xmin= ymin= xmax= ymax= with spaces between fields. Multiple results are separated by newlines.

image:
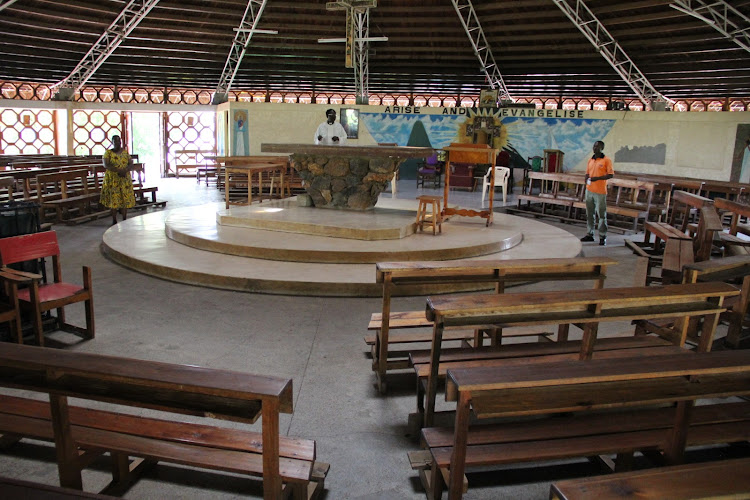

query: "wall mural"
xmin=361 ymin=110 xmax=616 ymax=173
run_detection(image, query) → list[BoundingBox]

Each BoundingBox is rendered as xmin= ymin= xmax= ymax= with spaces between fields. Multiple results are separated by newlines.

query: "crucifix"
xmin=321 ymin=1 xmax=387 ymax=103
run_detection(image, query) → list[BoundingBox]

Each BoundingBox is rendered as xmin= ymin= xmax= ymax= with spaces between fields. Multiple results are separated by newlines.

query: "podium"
xmin=543 ymin=149 xmax=564 ymax=173
xmin=442 ymin=143 xmax=498 ymax=226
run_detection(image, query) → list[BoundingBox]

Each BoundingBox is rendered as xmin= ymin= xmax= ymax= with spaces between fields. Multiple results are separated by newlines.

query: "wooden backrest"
xmin=426 ymin=281 xmax=739 ymax=328
xmin=376 ymin=256 xmax=617 ymax=285
xmin=0 ymin=342 xmax=294 ymax=422
xmin=0 ymin=230 xmax=59 ymax=266
xmin=35 ymin=169 xmax=90 ymax=198
xmin=446 ymin=350 xmax=750 ymax=417
xmin=607 ymin=177 xmax=655 ymax=208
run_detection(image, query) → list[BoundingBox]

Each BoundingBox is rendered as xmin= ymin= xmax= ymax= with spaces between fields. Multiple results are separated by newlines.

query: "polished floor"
xmin=0 ymin=176 xmax=726 ymax=499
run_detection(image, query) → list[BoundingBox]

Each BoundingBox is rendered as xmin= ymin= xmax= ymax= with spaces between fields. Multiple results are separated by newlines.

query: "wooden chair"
xmin=0 ymin=231 xmax=94 ymax=346
xmin=0 ymin=268 xmax=27 ymax=343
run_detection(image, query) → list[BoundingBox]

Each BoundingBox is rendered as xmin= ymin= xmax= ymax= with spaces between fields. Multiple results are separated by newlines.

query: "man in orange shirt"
xmin=580 ymin=140 xmax=614 ymax=246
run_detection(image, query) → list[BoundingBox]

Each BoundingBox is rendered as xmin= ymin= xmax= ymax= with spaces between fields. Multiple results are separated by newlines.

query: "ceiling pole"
xmin=671 ymin=0 xmax=750 ymax=54
xmin=450 ymin=0 xmax=513 ymax=103
xmin=212 ymin=0 xmax=271 ymax=105
xmin=551 ymin=0 xmax=673 ymax=110
xmin=325 ymin=1 xmax=379 ymax=105
xmin=353 ymin=9 xmax=370 ymax=104
xmin=0 ymin=0 xmax=19 ymax=13
xmin=52 ymin=0 xmax=161 ymax=101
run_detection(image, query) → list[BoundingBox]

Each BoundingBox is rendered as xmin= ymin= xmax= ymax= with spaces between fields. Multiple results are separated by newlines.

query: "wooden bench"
xmin=550 ymin=457 xmax=750 ymax=499
xmin=415 ymin=350 xmax=750 ymax=499
xmin=0 ymin=343 xmax=328 ymax=499
xmin=35 ymin=169 xmax=102 ymax=224
xmin=418 ymin=281 xmax=739 ymax=428
xmin=626 ymin=190 xmax=723 ymax=284
xmin=714 ymin=196 xmax=750 ymax=255
xmin=0 ymin=475 xmax=118 ymax=499
xmin=172 ymin=149 xmax=216 ymax=178
xmin=511 ymin=173 xmax=655 ymax=232
xmin=513 ymin=171 xmax=584 ymax=221
xmin=368 ymin=257 xmax=618 ymax=393
xmin=572 ymin=177 xmax=655 ymax=232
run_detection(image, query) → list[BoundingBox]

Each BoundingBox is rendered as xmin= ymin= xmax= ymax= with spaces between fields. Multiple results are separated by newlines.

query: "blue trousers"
xmin=585 ymin=190 xmax=607 ymax=237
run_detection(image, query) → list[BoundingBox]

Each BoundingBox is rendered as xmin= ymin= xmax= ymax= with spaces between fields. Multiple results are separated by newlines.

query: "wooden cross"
xmin=326 ymin=1 xmax=378 ymax=68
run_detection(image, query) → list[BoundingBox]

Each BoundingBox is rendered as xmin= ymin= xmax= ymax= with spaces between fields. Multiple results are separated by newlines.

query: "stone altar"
xmin=261 ymin=143 xmax=434 ymax=210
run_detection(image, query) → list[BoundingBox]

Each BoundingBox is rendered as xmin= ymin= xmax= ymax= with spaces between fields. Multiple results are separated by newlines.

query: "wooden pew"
xmin=368 ymin=257 xmax=618 ymax=393
xmin=36 ymin=169 xmax=103 ymax=224
xmin=550 ymin=457 xmax=750 ymax=500
xmin=417 ymin=350 xmax=750 ymax=499
xmin=714 ymin=196 xmax=750 ymax=255
xmin=418 ymin=282 xmax=739 ymax=428
xmin=572 ymin=177 xmax=655 ymax=232
xmin=0 ymin=343 xmax=328 ymax=499
xmin=0 ymin=476 xmax=118 ymax=499
xmin=512 ymin=172 xmax=655 ymax=231
xmin=626 ymin=190 xmax=723 ymax=284
xmin=682 ymin=255 xmax=750 ymax=348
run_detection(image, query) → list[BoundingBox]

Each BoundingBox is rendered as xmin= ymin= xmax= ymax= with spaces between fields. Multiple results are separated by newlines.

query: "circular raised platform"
xmin=167 ymin=199 xmax=523 ymax=263
xmin=102 ymin=201 xmax=582 ymax=296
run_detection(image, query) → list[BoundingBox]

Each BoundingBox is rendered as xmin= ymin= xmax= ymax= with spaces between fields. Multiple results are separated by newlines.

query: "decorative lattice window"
xmin=690 ymin=101 xmax=706 ymax=112
xmin=72 ymin=110 xmax=123 ymax=156
xmin=628 ymin=100 xmax=644 ymax=111
xmin=396 ymin=95 xmax=410 ymax=106
xmin=562 ymin=99 xmax=577 ymax=110
xmin=460 ymin=96 xmax=476 ymax=107
xmin=730 ymin=101 xmax=747 ymax=112
xmin=707 ymin=101 xmax=724 ymax=112
xmin=0 ymin=108 xmax=56 ymax=154
xmin=413 ymin=96 xmax=428 ymax=106
xmin=166 ymin=111 xmax=217 ymax=174
xmin=577 ymin=100 xmax=592 ymax=110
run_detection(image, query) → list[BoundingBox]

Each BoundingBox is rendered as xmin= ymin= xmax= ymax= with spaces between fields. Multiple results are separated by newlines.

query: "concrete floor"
xmin=0 ymin=176 xmax=730 ymax=499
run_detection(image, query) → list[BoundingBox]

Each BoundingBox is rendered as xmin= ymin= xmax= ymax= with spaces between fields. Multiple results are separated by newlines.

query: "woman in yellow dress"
xmin=100 ymin=135 xmax=136 ymax=224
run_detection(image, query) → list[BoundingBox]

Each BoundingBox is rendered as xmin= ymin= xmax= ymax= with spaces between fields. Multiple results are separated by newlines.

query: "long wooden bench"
xmin=0 ymin=343 xmax=328 ymax=499
xmin=415 ymin=350 xmax=750 ymax=499
xmin=418 ymin=281 xmax=739 ymax=428
xmin=714 ymin=196 xmax=750 ymax=255
xmin=511 ymin=172 xmax=655 ymax=231
xmin=550 ymin=457 xmax=750 ymax=499
xmin=36 ymin=169 xmax=102 ymax=224
xmin=626 ymin=190 xmax=723 ymax=284
xmin=368 ymin=257 xmax=618 ymax=393
xmin=572 ymin=177 xmax=655 ymax=231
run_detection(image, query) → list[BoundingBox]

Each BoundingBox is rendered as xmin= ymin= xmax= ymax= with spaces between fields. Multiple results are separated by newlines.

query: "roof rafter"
xmin=551 ymin=0 xmax=673 ymax=109
xmin=213 ymin=0 xmax=271 ymax=104
xmin=52 ymin=0 xmax=161 ymax=100
xmin=671 ymin=0 xmax=750 ymax=54
xmin=450 ymin=0 xmax=513 ymax=102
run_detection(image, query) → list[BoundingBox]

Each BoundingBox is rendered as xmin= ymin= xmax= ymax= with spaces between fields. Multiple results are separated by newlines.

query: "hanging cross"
xmin=325 ymin=0 xmax=381 ymax=68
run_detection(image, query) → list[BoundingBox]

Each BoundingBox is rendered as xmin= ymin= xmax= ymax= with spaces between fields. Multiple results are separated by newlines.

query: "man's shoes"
xmin=599 ymin=237 xmax=607 ymax=246
xmin=580 ymin=234 xmax=594 ymax=242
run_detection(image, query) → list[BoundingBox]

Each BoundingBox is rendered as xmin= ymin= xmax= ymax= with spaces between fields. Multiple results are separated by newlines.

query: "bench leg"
xmin=49 ymin=394 xmax=83 ymax=490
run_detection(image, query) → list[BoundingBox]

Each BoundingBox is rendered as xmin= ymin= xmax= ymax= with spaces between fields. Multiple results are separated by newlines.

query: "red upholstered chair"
xmin=449 ymin=163 xmax=476 ymax=191
xmin=0 ymin=231 xmax=94 ymax=346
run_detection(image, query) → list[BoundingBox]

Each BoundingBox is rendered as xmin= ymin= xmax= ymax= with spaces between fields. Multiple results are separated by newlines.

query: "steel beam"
xmin=213 ymin=0 xmax=270 ymax=104
xmin=552 ymin=0 xmax=672 ymax=110
xmin=451 ymin=0 xmax=513 ymax=103
xmin=52 ymin=0 xmax=160 ymax=100
xmin=671 ymin=0 xmax=750 ymax=54
xmin=0 ymin=0 xmax=19 ymax=13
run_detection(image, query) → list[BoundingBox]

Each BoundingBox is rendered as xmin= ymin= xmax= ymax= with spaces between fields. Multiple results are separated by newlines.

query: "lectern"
xmin=442 ymin=143 xmax=498 ymax=226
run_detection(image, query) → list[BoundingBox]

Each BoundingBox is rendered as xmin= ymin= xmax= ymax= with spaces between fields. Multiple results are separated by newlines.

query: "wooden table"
xmin=224 ymin=161 xmax=287 ymax=209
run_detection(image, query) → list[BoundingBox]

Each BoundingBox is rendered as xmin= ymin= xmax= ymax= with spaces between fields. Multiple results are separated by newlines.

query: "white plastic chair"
xmin=482 ymin=166 xmax=510 ymax=204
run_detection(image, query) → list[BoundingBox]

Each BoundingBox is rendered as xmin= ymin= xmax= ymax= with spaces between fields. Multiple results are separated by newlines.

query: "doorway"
xmin=129 ymin=112 xmax=163 ymax=180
